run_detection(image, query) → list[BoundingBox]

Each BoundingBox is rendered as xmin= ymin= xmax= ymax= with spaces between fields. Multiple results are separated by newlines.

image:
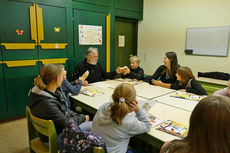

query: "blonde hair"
xmin=110 ymin=83 xmax=136 ymax=125
xmin=177 ymin=66 xmax=195 ymax=86
xmin=34 ymin=64 xmax=64 ymax=90
xmin=130 ymin=56 xmax=140 ymax=64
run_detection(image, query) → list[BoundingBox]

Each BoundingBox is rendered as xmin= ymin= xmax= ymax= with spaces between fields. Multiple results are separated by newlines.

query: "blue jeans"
xmin=79 ymin=121 xmax=92 ymax=131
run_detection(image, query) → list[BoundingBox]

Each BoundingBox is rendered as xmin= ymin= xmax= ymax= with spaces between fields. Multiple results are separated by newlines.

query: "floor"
xmin=0 ymin=117 xmax=30 ymax=153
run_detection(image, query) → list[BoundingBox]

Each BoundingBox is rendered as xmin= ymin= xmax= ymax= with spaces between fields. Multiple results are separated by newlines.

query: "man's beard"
xmin=91 ymin=60 xmax=97 ymax=65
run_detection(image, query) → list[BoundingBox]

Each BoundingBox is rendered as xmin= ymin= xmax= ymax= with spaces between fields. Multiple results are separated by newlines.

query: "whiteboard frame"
xmin=185 ymin=26 xmax=230 ymax=57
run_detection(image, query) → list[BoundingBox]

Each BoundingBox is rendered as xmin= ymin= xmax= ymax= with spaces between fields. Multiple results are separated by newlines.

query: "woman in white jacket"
xmin=91 ymin=83 xmax=152 ymax=153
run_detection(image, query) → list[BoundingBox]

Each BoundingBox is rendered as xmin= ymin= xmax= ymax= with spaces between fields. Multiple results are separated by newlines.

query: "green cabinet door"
xmin=3 ymin=64 xmax=39 ymax=118
xmin=38 ymin=5 xmax=67 ymax=59
xmin=114 ymin=19 xmax=137 ymax=68
xmin=0 ymin=1 xmax=38 ymax=61
xmin=0 ymin=47 xmax=8 ymax=120
xmin=73 ymin=10 xmax=106 ymax=69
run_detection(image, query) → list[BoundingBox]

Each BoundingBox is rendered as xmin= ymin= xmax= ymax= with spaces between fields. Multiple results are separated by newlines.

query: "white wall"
xmin=138 ymin=0 xmax=230 ymax=76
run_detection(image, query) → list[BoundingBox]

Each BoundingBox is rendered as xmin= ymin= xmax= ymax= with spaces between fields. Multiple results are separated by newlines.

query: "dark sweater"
xmin=121 ymin=67 xmax=144 ymax=80
xmin=28 ymin=86 xmax=86 ymax=135
xmin=144 ymin=65 xmax=177 ymax=84
xmin=171 ymin=78 xmax=207 ymax=95
xmin=73 ymin=59 xmax=117 ymax=83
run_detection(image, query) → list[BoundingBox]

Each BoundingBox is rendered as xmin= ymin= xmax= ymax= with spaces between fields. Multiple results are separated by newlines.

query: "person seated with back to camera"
xmin=160 ymin=95 xmax=230 ymax=153
xmin=73 ymin=47 xmax=122 ymax=86
xmin=121 ymin=56 xmax=144 ymax=80
xmin=144 ymin=51 xmax=179 ymax=88
xmin=170 ymin=66 xmax=207 ymax=95
xmin=28 ymin=63 xmax=92 ymax=146
xmin=91 ymin=83 xmax=152 ymax=153
xmin=61 ymin=66 xmax=86 ymax=109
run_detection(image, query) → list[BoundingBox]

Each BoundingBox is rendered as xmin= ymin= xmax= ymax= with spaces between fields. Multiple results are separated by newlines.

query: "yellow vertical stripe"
xmin=29 ymin=4 xmax=38 ymax=43
xmin=36 ymin=4 xmax=44 ymax=43
xmin=106 ymin=14 xmax=111 ymax=72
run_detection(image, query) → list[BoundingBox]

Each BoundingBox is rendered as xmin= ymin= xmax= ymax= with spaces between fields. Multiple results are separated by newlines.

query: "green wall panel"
xmin=114 ymin=0 xmax=143 ymax=13
xmin=38 ymin=4 xmax=68 ymax=59
xmin=73 ymin=0 xmax=109 ymax=7
xmin=0 ymin=1 xmax=34 ymax=43
xmin=40 ymin=5 xmax=67 ymax=43
xmin=73 ymin=9 xmax=106 ymax=69
xmin=2 ymin=48 xmax=38 ymax=61
xmin=0 ymin=47 xmax=8 ymax=120
xmin=4 ymin=64 xmax=39 ymax=118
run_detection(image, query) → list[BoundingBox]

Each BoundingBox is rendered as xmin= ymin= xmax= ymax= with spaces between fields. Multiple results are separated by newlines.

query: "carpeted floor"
xmin=0 ymin=117 xmax=30 ymax=153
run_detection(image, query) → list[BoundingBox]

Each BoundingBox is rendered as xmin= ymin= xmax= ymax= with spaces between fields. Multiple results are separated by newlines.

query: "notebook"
xmin=80 ymin=88 xmax=104 ymax=97
xmin=156 ymin=120 xmax=189 ymax=138
xmin=171 ymin=91 xmax=205 ymax=101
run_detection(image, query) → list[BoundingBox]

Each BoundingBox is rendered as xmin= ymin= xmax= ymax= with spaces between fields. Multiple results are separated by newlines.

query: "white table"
xmin=70 ymin=80 xmax=192 ymax=149
xmin=148 ymin=102 xmax=191 ymax=142
xmin=134 ymin=82 xmax=175 ymax=99
xmin=154 ymin=92 xmax=199 ymax=112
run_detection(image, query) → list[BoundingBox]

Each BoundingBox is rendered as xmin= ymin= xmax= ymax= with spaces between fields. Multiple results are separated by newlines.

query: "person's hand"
xmin=123 ymin=68 xmax=130 ymax=75
xmin=82 ymin=80 xmax=88 ymax=86
xmin=160 ymin=141 xmax=170 ymax=153
xmin=128 ymin=99 xmax=140 ymax=112
xmin=74 ymin=79 xmax=79 ymax=84
xmin=85 ymin=115 xmax=90 ymax=122
xmin=179 ymin=89 xmax=186 ymax=92
xmin=116 ymin=67 xmax=122 ymax=74
xmin=78 ymin=76 xmax=85 ymax=82
xmin=152 ymin=79 xmax=162 ymax=86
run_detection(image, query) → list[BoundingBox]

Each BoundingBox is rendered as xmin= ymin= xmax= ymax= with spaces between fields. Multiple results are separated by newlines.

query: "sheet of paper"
xmin=137 ymin=99 xmax=157 ymax=112
xmin=90 ymin=82 xmax=112 ymax=89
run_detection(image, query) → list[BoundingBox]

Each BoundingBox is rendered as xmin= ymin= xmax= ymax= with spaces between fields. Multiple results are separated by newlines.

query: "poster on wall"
xmin=79 ymin=25 xmax=102 ymax=45
xmin=118 ymin=35 xmax=125 ymax=47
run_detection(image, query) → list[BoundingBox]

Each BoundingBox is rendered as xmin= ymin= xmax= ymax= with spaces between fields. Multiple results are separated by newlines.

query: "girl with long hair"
xmin=91 ymin=83 xmax=152 ymax=153
xmin=28 ymin=63 xmax=90 ymax=145
xmin=145 ymin=51 xmax=179 ymax=88
xmin=171 ymin=66 xmax=207 ymax=95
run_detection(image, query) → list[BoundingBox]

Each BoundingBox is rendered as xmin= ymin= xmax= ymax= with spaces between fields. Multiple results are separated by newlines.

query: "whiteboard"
xmin=186 ymin=26 xmax=230 ymax=56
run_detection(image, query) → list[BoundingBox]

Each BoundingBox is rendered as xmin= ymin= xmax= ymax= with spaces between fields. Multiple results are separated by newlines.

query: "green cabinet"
xmin=73 ymin=10 xmax=106 ymax=69
xmin=3 ymin=64 xmax=39 ymax=118
xmin=38 ymin=4 xmax=68 ymax=59
xmin=0 ymin=47 xmax=8 ymax=120
xmin=0 ymin=1 xmax=67 ymax=119
xmin=0 ymin=1 xmax=38 ymax=61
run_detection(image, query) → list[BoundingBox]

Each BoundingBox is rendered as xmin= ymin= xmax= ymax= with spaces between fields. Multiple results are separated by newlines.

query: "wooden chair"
xmin=26 ymin=106 xmax=58 ymax=153
xmin=93 ymin=146 xmax=105 ymax=153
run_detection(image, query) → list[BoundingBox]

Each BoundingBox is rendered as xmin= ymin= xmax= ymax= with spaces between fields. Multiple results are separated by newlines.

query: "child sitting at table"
xmin=160 ymin=95 xmax=230 ymax=153
xmin=61 ymin=68 xmax=87 ymax=109
xmin=121 ymin=56 xmax=144 ymax=80
xmin=171 ymin=66 xmax=207 ymax=95
xmin=91 ymin=83 xmax=152 ymax=153
xmin=213 ymin=79 xmax=230 ymax=98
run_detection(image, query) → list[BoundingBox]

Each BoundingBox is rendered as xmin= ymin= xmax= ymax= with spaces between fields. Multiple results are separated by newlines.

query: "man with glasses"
xmin=73 ymin=47 xmax=122 ymax=85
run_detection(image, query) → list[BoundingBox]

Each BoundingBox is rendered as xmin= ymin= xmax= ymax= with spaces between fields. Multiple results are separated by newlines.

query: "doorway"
xmin=114 ymin=18 xmax=137 ymax=68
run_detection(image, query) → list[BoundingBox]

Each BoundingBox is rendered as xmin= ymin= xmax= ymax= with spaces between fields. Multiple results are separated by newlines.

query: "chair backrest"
xmin=26 ymin=106 xmax=58 ymax=153
xmin=93 ymin=146 xmax=105 ymax=153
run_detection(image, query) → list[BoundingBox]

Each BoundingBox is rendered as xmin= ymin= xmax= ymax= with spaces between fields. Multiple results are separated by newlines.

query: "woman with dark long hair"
xmin=160 ymin=96 xmax=230 ymax=153
xmin=145 ymin=51 xmax=179 ymax=88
